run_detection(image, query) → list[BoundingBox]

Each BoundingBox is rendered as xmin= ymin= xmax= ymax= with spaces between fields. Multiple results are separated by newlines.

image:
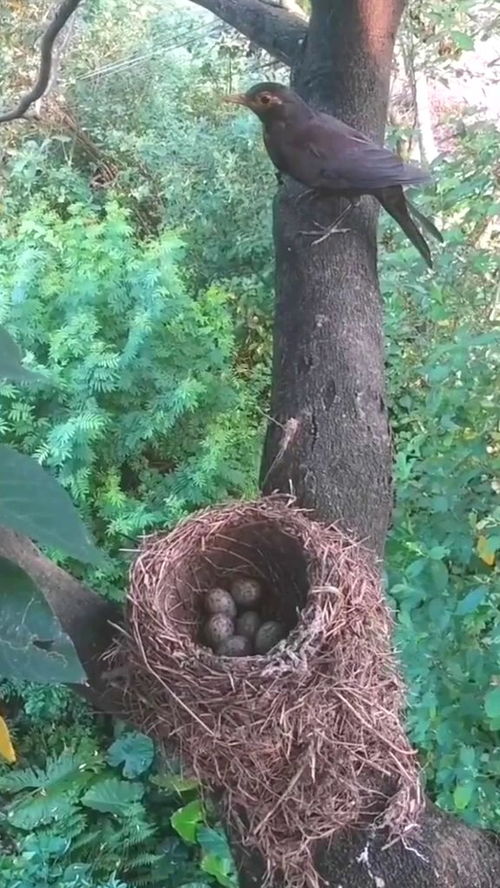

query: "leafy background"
xmin=0 ymin=0 xmax=499 ymax=883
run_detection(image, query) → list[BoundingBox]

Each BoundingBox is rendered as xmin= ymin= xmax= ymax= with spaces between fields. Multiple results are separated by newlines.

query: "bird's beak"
xmin=223 ymin=93 xmax=248 ymax=106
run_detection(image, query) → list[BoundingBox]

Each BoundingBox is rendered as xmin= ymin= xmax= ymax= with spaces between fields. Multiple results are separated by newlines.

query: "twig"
xmin=0 ymin=0 xmax=84 ymax=124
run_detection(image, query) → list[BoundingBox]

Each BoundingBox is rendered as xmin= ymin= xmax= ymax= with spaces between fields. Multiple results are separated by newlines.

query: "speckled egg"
xmin=204 ymin=613 xmax=234 ymax=647
xmin=255 ymin=621 xmax=285 ymax=654
xmin=230 ymin=577 xmax=262 ymax=609
xmin=216 ymin=635 xmax=253 ymax=657
xmin=236 ymin=610 xmax=261 ymax=640
xmin=205 ymin=587 xmax=237 ymax=618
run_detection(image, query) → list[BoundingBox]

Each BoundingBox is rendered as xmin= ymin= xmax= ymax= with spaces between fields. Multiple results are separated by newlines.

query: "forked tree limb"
xmin=0 ymin=0 xmax=85 ymax=124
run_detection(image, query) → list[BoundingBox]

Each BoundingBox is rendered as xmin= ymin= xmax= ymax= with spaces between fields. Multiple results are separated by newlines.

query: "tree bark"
xmin=188 ymin=0 xmax=307 ymax=65
xmin=261 ymin=0 xmax=402 ymax=554
xmin=236 ymin=802 xmax=500 ymax=887
xmin=0 ymin=528 xmax=117 ymax=696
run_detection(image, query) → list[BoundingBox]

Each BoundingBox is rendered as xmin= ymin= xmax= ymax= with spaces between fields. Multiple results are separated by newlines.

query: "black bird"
xmin=225 ymin=82 xmax=442 ymax=267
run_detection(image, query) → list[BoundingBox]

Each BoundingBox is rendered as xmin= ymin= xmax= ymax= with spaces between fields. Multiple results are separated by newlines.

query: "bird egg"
xmin=230 ymin=577 xmax=262 ymax=608
xmin=205 ymin=613 xmax=234 ymax=646
xmin=255 ymin=621 xmax=285 ymax=654
xmin=205 ymin=588 xmax=237 ymax=617
xmin=217 ymin=635 xmax=253 ymax=657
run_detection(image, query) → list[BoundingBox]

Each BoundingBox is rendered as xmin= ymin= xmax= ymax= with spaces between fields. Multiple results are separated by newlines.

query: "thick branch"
xmin=188 ymin=0 xmax=307 ymax=65
xmin=0 ymin=528 xmax=117 ymax=692
xmin=0 ymin=0 xmax=84 ymax=124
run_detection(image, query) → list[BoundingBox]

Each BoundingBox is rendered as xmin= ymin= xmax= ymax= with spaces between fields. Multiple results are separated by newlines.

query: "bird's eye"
xmin=260 ymin=94 xmax=271 ymax=105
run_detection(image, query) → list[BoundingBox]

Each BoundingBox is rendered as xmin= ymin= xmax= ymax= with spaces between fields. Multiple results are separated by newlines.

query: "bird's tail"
xmin=406 ymin=198 xmax=443 ymax=243
xmin=378 ymin=187 xmax=433 ymax=268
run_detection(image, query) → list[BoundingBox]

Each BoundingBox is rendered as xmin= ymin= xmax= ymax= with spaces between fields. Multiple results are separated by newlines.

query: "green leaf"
xmin=484 ymin=688 xmax=500 ymax=720
xmin=456 ymin=586 xmax=487 ymax=616
xmin=151 ymin=772 xmax=199 ymax=794
xmin=426 ymin=364 xmax=450 ymax=383
xmin=106 ymin=732 xmax=154 ymax=778
xmin=198 ymin=826 xmax=237 ymax=888
xmin=0 ymin=557 xmax=86 ymax=683
xmin=453 ymin=782 xmax=473 ymax=810
xmin=201 ymin=852 xmax=238 ymax=888
xmin=459 ymin=746 xmax=476 ymax=768
xmin=451 ymin=31 xmax=474 ymax=51
xmin=0 ymin=445 xmax=103 ymax=564
xmin=4 ymin=752 xmax=92 ymax=829
xmin=0 ymin=327 xmax=42 ymax=384
xmin=171 ymin=799 xmax=204 ymax=844
xmin=428 ymin=546 xmax=448 ymax=560
xmin=197 ymin=826 xmax=232 ymax=860
xmin=81 ymin=777 xmax=144 ymax=815
xmin=7 ymin=791 xmax=78 ymax=830
xmin=0 ymin=751 xmax=89 ymax=792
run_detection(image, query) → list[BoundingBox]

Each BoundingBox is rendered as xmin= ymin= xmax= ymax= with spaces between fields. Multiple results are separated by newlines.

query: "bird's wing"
xmin=295 ymin=114 xmax=432 ymax=192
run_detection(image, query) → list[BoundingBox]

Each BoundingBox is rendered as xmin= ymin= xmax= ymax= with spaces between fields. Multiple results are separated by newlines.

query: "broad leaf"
xmin=7 ymin=790 xmax=78 ymax=830
xmin=451 ymin=30 xmax=474 ymax=51
xmin=453 ymin=782 xmax=473 ymax=810
xmin=0 ymin=327 xmax=41 ymax=383
xmin=0 ymin=751 xmax=89 ymax=792
xmin=200 ymin=852 xmax=238 ymax=888
xmin=171 ymin=799 xmax=204 ymax=844
xmin=0 ymin=445 xmax=103 ymax=564
xmin=4 ymin=752 xmax=92 ymax=830
xmin=106 ymin=732 xmax=154 ymax=778
xmin=0 ymin=715 xmax=16 ymax=763
xmin=0 ymin=557 xmax=86 ymax=683
xmin=151 ymin=772 xmax=199 ymax=794
xmin=198 ymin=826 xmax=237 ymax=888
xmin=456 ymin=586 xmax=487 ymax=616
xmin=81 ymin=777 xmax=144 ymax=815
xmin=484 ymin=687 xmax=500 ymax=720
xmin=197 ymin=826 xmax=232 ymax=860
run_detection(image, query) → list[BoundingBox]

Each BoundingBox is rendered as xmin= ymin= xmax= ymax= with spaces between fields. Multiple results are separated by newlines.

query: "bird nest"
xmin=110 ymin=496 xmax=422 ymax=888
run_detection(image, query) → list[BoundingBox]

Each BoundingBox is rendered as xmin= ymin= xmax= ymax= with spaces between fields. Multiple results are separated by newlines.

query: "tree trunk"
xmin=261 ymin=0 xmax=402 ymax=554
xmin=235 ymin=801 xmax=500 ymax=888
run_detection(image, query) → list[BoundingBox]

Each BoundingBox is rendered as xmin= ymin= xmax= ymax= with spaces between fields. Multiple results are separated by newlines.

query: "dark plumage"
xmin=225 ymin=82 xmax=442 ymax=267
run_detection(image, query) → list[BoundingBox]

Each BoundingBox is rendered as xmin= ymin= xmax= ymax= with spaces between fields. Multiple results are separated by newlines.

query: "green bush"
xmin=0 ymin=150 xmax=263 ymax=596
xmin=382 ymin=125 xmax=500 ymax=828
xmin=0 ymin=721 xmax=236 ymax=888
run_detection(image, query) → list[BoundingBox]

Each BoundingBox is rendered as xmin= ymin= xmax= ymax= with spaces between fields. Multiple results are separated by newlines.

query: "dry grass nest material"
xmin=112 ymin=496 xmax=422 ymax=888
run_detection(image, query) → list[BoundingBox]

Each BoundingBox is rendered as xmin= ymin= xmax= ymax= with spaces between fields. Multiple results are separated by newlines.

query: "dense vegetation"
xmin=0 ymin=0 xmax=498 ymax=884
